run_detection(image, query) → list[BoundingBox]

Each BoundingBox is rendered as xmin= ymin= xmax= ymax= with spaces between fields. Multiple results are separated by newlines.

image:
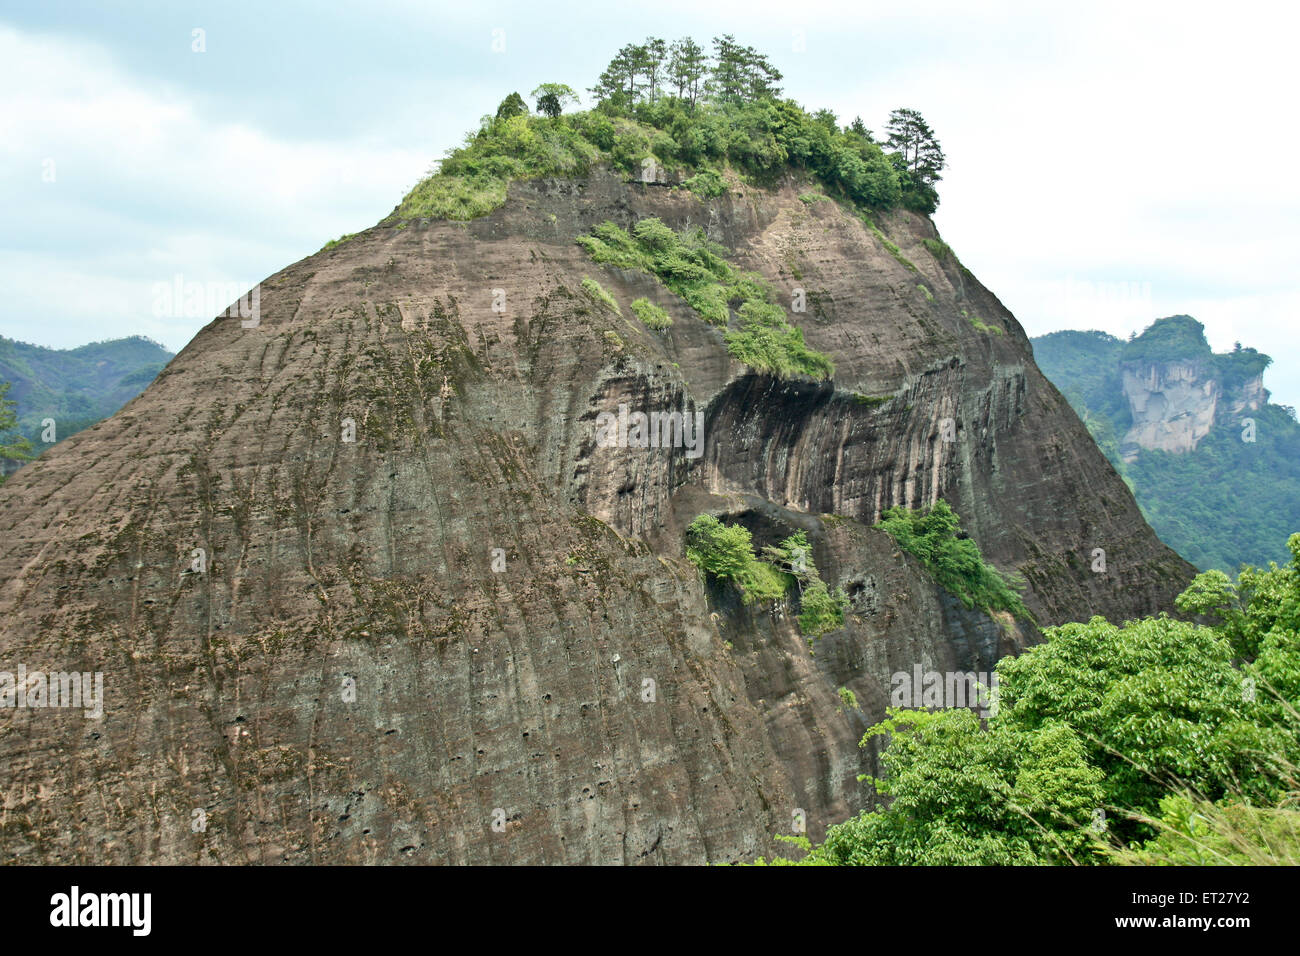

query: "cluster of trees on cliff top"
xmin=392 ymin=35 xmax=946 ymax=222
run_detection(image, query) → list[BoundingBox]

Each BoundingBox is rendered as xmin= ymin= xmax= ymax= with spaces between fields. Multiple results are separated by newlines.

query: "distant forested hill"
xmin=1033 ymin=320 xmax=1300 ymax=573
xmin=0 ymin=334 xmax=173 ymax=471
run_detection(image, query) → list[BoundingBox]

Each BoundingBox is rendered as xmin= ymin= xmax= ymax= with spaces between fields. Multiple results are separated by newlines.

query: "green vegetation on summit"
xmin=1118 ymin=313 xmax=1213 ymax=364
xmin=391 ymin=35 xmax=945 ymax=223
xmin=386 ymin=36 xmax=953 ymax=383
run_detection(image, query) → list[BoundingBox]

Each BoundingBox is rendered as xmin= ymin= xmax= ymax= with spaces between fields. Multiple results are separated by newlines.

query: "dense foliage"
xmin=685 ymin=514 xmax=789 ymax=602
xmin=685 ymin=516 xmax=847 ymax=637
xmin=749 ymin=534 xmax=1300 ymax=865
xmin=761 ymin=530 xmax=848 ymax=638
xmin=787 ymin=711 xmax=1104 ymax=865
xmin=1125 ymin=404 xmax=1300 ymax=572
xmin=1032 ymin=320 xmax=1300 ymax=572
xmin=1118 ymin=314 xmax=1213 ymax=364
xmin=391 ymin=35 xmax=945 ymax=222
xmin=577 ymin=218 xmax=834 ymax=379
xmin=996 ymin=614 xmax=1293 ymax=826
xmin=875 ymin=500 xmax=1030 ymax=619
xmin=395 ymin=114 xmax=602 ymax=219
xmin=1111 ymin=793 xmax=1300 ymax=865
xmin=1215 ymin=346 xmax=1272 ymax=391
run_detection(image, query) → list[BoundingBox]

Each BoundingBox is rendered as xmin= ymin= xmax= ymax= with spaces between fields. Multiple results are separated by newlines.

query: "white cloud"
xmin=0 ymin=24 xmax=429 ymax=352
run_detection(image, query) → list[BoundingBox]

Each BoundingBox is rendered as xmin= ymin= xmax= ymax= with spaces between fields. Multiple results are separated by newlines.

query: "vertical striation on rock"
xmin=0 ymin=170 xmax=1193 ymax=864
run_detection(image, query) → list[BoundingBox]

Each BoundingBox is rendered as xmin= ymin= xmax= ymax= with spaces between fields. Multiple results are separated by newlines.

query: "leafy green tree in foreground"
xmin=1110 ymin=792 xmax=1300 ymax=865
xmin=750 ymin=534 xmax=1300 ymax=865
xmin=830 ymin=712 xmax=1102 ymax=865
xmin=996 ymin=613 xmax=1291 ymax=827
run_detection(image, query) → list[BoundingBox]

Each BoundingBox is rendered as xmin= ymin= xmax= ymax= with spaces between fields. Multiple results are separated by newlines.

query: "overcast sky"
xmin=3 ymin=0 xmax=1297 ymax=407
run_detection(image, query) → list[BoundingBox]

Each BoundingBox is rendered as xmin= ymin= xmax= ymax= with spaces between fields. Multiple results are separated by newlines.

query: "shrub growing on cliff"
xmin=685 ymin=514 xmax=788 ymax=602
xmin=683 ymin=169 xmax=726 ymax=197
xmin=577 ymin=219 xmax=834 ymax=380
xmin=580 ymin=277 xmax=620 ymax=314
xmin=397 ymin=173 xmax=509 ymax=221
xmin=630 ymin=297 xmax=672 ymax=329
xmin=686 ymin=519 xmax=846 ymax=636
xmin=724 ymin=300 xmax=835 ymax=379
xmin=876 ymin=500 xmax=1030 ymax=619
xmin=762 ymin=529 xmax=847 ymax=636
xmin=394 ymin=113 xmax=600 ymax=220
xmin=797 ymin=578 xmax=847 ymax=636
xmin=964 ymin=311 xmax=1004 ymax=335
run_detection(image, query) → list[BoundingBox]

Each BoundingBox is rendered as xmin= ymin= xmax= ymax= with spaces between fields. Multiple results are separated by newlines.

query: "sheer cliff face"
xmin=0 ymin=170 xmax=1192 ymax=864
xmin=1122 ymin=361 xmax=1220 ymax=457
xmin=1120 ymin=359 xmax=1267 ymax=460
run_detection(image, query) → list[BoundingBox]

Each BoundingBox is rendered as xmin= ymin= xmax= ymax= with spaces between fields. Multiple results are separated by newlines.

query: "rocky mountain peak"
xmin=1118 ymin=316 xmax=1270 ymax=461
xmin=0 ymin=80 xmax=1194 ymax=864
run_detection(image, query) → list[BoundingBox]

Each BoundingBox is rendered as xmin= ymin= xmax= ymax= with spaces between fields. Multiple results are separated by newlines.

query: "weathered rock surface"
xmin=0 ymin=169 xmax=1192 ymax=864
xmin=1121 ymin=360 xmax=1219 ymax=459
xmin=1120 ymin=358 xmax=1268 ymax=461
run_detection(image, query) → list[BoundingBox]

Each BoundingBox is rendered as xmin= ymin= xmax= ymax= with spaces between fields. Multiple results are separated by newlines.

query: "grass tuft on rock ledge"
xmin=578 ymin=218 xmax=833 ymax=380
xmin=964 ymin=310 xmax=1005 ymax=335
xmin=876 ymin=499 xmax=1031 ymax=620
xmin=581 ymin=277 xmax=621 ymax=315
xmin=630 ymin=297 xmax=672 ymax=330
